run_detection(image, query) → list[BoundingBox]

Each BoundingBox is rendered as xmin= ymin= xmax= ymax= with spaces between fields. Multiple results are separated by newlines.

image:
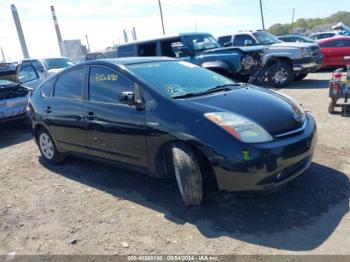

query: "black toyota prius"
xmin=27 ymin=57 xmax=317 ymax=206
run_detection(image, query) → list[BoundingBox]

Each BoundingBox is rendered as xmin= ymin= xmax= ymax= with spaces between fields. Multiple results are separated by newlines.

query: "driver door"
xmin=84 ymin=65 xmax=148 ymax=168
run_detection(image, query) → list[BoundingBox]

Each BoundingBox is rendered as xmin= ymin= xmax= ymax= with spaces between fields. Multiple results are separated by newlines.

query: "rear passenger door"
xmin=44 ymin=67 xmax=87 ymax=154
xmin=84 ymin=65 xmax=148 ymax=168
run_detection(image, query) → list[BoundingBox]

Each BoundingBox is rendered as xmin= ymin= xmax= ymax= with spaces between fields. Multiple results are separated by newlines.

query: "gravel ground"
xmin=0 ymin=71 xmax=349 ymax=255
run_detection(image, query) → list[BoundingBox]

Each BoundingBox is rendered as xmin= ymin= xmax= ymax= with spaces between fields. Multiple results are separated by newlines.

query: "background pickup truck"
xmin=218 ymin=31 xmax=323 ymax=87
xmin=115 ymin=33 xmax=266 ymax=81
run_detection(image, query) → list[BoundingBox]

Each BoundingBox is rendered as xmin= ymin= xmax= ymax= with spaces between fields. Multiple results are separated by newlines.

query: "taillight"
xmin=332 ymin=72 xmax=342 ymax=82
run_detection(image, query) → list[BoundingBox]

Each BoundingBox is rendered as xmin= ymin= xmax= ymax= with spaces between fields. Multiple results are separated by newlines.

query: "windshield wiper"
xmin=205 ymin=83 xmax=242 ymax=93
xmin=173 ymin=83 xmax=242 ymax=99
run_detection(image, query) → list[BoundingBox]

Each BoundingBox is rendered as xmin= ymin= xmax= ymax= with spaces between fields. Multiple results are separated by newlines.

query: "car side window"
xmin=160 ymin=38 xmax=182 ymax=57
xmin=233 ymin=35 xmax=255 ymax=46
xmin=118 ymin=45 xmax=135 ymax=57
xmin=19 ymin=65 xmax=39 ymax=83
xmin=32 ymin=61 xmax=44 ymax=72
xmin=89 ymin=66 xmax=134 ymax=104
xmin=54 ymin=67 xmax=84 ymax=100
xmin=40 ymin=77 xmax=56 ymax=97
xmin=218 ymin=35 xmax=232 ymax=46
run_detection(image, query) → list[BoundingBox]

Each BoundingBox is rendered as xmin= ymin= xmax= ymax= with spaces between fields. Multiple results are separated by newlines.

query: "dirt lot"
xmin=0 ymin=71 xmax=349 ymax=255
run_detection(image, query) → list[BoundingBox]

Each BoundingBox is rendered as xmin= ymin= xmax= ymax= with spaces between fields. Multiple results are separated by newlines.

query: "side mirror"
xmin=119 ymin=84 xmax=145 ymax=111
xmin=119 ymin=91 xmax=134 ymax=105
xmin=18 ymin=75 xmax=25 ymax=83
xmin=223 ymin=42 xmax=232 ymax=47
xmin=244 ymin=39 xmax=253 ymax=46
xmin=171 ymin=42 xmax=192 ymax=57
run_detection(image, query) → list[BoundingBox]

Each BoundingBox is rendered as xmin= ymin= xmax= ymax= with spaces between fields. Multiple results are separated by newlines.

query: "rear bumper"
xmin=211 ymin=114 xmax=317 ymax=192
xmin=293 ymin=55 xmax=323 ymax=74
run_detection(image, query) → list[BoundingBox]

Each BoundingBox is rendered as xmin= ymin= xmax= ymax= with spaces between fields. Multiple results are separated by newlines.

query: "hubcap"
xmin=272 ymin=68 xmax=288 ymax=84
xmin=39 ymin=133 xmax=54 ymax=160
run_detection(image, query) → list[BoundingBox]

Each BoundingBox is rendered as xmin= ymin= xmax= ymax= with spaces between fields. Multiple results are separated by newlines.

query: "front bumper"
xmin=293 ymin=55 xmax=323 ymax=74
xmin=212 ymin=114 xmax=317 ymax=192
xmin=0 ymin=96 xmax=28 ymax=123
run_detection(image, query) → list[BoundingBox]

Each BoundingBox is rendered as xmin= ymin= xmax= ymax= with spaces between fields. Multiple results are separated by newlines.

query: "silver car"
xmin=0 ymin=62 xmax=41 ymax=122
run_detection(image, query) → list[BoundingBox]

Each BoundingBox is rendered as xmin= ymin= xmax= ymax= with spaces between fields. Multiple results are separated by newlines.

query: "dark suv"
xmin=115 ymin=33 xmax=265 ymax=81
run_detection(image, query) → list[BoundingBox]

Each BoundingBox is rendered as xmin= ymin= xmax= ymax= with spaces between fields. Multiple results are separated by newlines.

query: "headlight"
xmin=204 ymin=112 xmax=273 ymax=143
xmin=241 ymin=55 xmax=256 ymax=70
xmin=301 ymin=47 xmax=313 ymax=58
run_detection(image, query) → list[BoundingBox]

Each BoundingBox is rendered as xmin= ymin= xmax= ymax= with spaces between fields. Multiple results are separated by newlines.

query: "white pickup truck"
xmin=218 ymin=31 xmax=324 ymax=87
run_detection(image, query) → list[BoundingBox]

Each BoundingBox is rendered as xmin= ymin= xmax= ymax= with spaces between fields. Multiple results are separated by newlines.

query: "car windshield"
xmin=0 ymin=79 xmax=17 ymax=86
xmin=183 ymin=34 xmax=221 ymax=51
xmin=127 ymin=61 xmax=235 ymax=98
xmin=253 ymin=31 xmax=281 ymax=45
xmin=43 ymin=58 xmax=75 ymax=69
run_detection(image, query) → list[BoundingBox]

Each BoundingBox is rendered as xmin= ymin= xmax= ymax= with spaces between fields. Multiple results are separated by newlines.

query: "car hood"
xmin=186 ymin=85 xmax=304 ymax=136
xmin=203 ymin=45 xmax=267 ymax=54
xmin=270 ymin=42 xmax=318 ymax=48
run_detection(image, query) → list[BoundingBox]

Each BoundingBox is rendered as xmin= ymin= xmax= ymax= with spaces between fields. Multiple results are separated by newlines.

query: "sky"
xmin=1 ymin=0 xmax=350 ymax=61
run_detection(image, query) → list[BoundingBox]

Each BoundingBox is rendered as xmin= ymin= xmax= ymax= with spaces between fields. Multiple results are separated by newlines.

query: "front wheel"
xmin=38 ymin=128 xmax=65 ymax=164
xmin=267 ymin=61 xmax=294 ymax=87
xmin=171 ymin=143 xmax=203 ymax=206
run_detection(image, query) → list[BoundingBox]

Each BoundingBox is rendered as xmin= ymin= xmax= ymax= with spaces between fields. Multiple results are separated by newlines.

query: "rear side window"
xmin=88 ymin=66 xmax=134 ymax=104
xmin=233 ymin=35 xmax=255 ymax=46
xmin=40 ymin=77 xmax=56 ymax=97
xmin=138 ymin=42 xmax=157 ymax=56
xmin=117 ymin=45 xmax=135 ymax=57
xmin=54 ymin=67 xmax=84 ymax=99
xmin=218 ymin=35 xmax=232 ymax=46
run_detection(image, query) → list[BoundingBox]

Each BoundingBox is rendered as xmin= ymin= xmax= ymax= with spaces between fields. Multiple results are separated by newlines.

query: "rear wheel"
xmin=294 ymin=73 xmax=308 ymax=81
xmin=38 ymin=128 xmax=65 ymax=164
xmin=328 ymin=99 xmax=336 ymax=114
xmin=267 ymin=61 xmax=294 ymax=87
xmin=171 ymin=143 xmax=203 ymax=206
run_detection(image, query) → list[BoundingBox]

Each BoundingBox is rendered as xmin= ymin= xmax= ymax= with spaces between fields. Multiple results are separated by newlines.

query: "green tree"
xmin=268 ymin=11 xmax=350 ymax=35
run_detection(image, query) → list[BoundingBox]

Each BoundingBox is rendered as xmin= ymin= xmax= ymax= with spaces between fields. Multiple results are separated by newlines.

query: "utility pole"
xmin=0 ymin=47 xmax=5 ymax=62
xmin=158 ymin=0 xmax=165 ymax=35
xmin=11 ymin=4 xmax=30 ymax=59
xmin=290 ymin=8 xmax=295 ymax=34
xmin=85 ymin=34 xmax=90 ymax=53
xmin=259 ymin=0 xmax=265 ymax=31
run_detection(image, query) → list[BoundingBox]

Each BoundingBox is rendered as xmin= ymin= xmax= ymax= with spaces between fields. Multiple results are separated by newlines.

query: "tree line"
xmin=267 ymin=11 xmax=350 ymax=35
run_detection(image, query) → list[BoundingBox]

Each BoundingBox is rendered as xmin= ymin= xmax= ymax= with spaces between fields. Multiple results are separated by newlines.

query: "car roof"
xmin=318 ymin=36 xmax=350 ymax=43
xmin=77 ymin=57 xmax=176 ymax=67
xmin=115 ymin=32 xmax=212 ymax=47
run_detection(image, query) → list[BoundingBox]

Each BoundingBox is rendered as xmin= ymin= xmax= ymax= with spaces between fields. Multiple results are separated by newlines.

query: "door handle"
xmin=44 ymin=106 xmax=52 ymax=113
